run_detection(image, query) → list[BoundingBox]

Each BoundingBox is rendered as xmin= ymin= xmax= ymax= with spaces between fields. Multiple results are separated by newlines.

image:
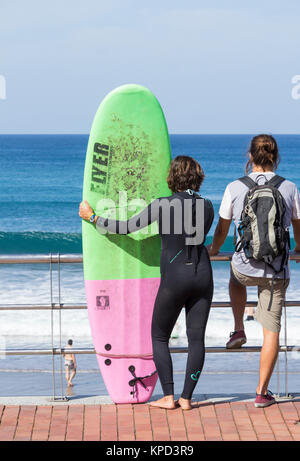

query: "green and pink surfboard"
xmin=82 ymin=84 xmax=171 ymax=403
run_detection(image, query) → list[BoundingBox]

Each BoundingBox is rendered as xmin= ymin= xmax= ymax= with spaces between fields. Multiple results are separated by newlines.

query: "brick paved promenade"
xmin=1 ymin=399 xmax=300 ymax=441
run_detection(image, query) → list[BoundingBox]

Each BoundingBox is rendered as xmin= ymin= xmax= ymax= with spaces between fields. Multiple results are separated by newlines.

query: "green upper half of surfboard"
xmin=82 ymin=84 xmax=172 ymax=280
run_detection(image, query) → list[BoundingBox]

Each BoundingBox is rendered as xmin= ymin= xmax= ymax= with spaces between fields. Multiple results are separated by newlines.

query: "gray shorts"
xmin=64 ymin=360 xmax=74 ymax=371
xmin=230 ymin=262 xmax=289 ymax=333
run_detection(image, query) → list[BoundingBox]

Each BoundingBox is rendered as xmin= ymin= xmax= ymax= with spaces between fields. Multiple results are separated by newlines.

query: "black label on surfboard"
xmin=90 ymin=143 xmax=110 ymax=193
xmin=96 ymin=295 xmax=110 ymax=310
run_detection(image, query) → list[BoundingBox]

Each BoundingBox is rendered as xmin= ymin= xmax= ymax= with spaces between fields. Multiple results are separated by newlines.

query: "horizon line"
xmin=0 ymin=133 xmax=300 ymax=136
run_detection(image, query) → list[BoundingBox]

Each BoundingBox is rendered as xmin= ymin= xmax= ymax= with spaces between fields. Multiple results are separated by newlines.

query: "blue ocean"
xmin=1 ymin=134 xmax=300 ymax=397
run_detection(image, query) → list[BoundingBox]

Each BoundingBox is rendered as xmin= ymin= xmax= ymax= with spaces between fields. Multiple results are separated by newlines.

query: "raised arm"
xmin=207 ymin=217 xmax=231 ymax=256
xmin=79 ymin=199 xmax=160 ymax=234
xmin=292 ymin=219 xmax=300 ymax=255
xmin=291 ymin=184 xmax=300 ymax=261
xmin=207 ymin=184 xmax=232 ymax=256
xmin=204 ymin=199 xmax=215 ymax=236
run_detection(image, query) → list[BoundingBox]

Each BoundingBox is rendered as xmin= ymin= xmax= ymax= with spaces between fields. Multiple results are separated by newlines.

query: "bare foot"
xmin=149 ymin=396 xmax=177 ymax=410
xmin=178 ymin=397 xmax=192 ymax=410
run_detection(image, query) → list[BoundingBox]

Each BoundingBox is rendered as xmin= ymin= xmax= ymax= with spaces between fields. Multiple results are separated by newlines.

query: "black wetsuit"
xmin=96 ymin=191 xmax=214 ymax=399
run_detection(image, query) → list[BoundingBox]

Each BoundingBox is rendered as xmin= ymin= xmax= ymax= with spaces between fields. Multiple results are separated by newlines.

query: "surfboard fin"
xmin=128 ymin=365 xmax=157 ymax=398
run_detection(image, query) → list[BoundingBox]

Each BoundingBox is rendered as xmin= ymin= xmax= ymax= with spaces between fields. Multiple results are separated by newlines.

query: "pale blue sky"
xmin=0 ymin=0 xmax=300 ymax=134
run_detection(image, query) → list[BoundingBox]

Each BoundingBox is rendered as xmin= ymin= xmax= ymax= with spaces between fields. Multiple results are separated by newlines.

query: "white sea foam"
xmin=1 ymin=265 xmax=300 ymax=346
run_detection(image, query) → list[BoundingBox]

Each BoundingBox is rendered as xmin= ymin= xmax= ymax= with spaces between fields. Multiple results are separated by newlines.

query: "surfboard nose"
xmin=110 ymin=83 xmax=149 ymax=95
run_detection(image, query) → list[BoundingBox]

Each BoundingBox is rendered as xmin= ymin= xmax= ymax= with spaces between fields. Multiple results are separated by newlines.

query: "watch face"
xmin=89 ymin=215 xmax=95 ymax=223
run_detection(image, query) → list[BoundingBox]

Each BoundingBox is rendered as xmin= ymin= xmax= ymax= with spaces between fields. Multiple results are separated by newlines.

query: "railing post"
xmin=58 ymin=253 xmax=67 ymax=401
xmin=283 ymin=301 xmax=292 ymax=399
xmin=50 ymin=253 xmax=56 ymax=401
xmin=49 ymin=253 xmax=68 ymax=402
xmin=276 ymin=357 xmax=280 ymax=398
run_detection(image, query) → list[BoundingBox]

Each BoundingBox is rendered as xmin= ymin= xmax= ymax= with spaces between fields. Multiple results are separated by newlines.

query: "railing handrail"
xmin=1 ymin=251 xmax=298 ymax=400
xmin=0 ymin=346 xmax=297 ymax=356
xmin=0 ymin=300 xmax=300 ymax=311
xmin=0 ymin=254 xmax=83 ymax=264
xmin=0 ymin=251 xmax=299 ymax=264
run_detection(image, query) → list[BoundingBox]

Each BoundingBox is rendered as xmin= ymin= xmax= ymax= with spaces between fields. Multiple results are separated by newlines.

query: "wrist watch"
xmin=89 ymin=213 xmax=97 ymax=223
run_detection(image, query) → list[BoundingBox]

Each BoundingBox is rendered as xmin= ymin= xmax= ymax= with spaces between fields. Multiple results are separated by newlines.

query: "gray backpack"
xmin=235 ymin=175 xmax=290 ymax=309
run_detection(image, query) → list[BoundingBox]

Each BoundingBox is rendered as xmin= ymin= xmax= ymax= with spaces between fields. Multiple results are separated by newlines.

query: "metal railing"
xmin=0 ymin=252 xmax=300 ymax=401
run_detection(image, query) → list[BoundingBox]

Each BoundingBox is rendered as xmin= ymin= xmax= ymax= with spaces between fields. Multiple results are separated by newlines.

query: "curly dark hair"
xmin=167 ymin=155 xmax=205 ymax=193
xmin=246 ymin=134 xmax=280 ymax=173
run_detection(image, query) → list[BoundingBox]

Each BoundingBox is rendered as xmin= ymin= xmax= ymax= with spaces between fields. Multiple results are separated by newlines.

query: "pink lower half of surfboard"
xmin=85 ymin=278 xmax=160 ymax=404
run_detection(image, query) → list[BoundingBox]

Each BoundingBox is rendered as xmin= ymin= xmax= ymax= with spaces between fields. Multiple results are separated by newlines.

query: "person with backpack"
xmin=80 ymin=156 xmax=214 ymax=410
xmin=208 ymin=134 xmax=300 ymax=408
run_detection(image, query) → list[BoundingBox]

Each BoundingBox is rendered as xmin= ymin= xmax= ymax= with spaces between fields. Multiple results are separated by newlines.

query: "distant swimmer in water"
xmin=245 ymin=306 xmax=255 ymax=321
xmin=63 ymin=339 xmax=77 ymax=386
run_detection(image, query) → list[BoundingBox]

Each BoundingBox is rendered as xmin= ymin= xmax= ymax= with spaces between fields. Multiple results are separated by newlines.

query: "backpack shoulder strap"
xmin=238 ymin=176 xmax=257 ymax=190
xmin=267 ymin=175 xmax=286 ymax=189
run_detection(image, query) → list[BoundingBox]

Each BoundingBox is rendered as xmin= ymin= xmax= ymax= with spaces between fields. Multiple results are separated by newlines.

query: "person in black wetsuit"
xmin=79 ymin=156 xmax=214 ymax=410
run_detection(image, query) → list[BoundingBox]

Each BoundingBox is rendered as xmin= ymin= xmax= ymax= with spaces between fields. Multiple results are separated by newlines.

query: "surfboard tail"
xmin=85 ymin=278 xmax=160 ymax=403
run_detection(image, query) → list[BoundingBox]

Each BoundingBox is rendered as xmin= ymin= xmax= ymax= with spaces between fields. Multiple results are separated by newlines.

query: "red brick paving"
xmin=199 ymin=403 xmax=223 ymax=441
xmin=1 ymin=400 xmax=300 ymax=441
xmin=230 ymin=402 xmax=257 ymax=441
xmin=0 ymin=406 xmax=20 ymax=441
xmin=48 ymin=406 xmax=68 ymax=441
xmin=214 ymin=403 xmax=240 ymax=441
xmin=246 ymin=403 xmax=276 ymax=441
xmin=149 ymin=406 xmax=170 ymax=441
xmin=14 ymin=405 xmax=36 ymax=441
xmin=133 ymin=403 xmax=153 ymax=441
xmin=66 ymin=405 xmax=84 ymax=441
xmin=100 ymin=403 xmax=117 ymax=441
xmin=83 ymin=405 xmax=101 ymax=441
xmin=183 ymin=405 xmax=205 ymax=441
xmin=117 ymin=404 xmax=135 ymax=441
xmin=264 ymin=403 xmax=293 ymax=441
xmin=166 ymin=406 xmax=188 ymax=441
xmin=32 ymin=406 xmax=52 ymax=441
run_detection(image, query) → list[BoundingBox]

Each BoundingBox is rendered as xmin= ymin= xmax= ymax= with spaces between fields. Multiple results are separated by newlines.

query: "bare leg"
xmin=65 ymin=369 xmax=70 ymax=384
xmin=149 ymin=395 xmax=178 ymax=409
xmin=69 ymin=369 xmax=76 ymax=386
xmin=229 ymin=279 xmax=247 ymax=331
xmin=256 ymin=328 xmax=279 ymax=395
